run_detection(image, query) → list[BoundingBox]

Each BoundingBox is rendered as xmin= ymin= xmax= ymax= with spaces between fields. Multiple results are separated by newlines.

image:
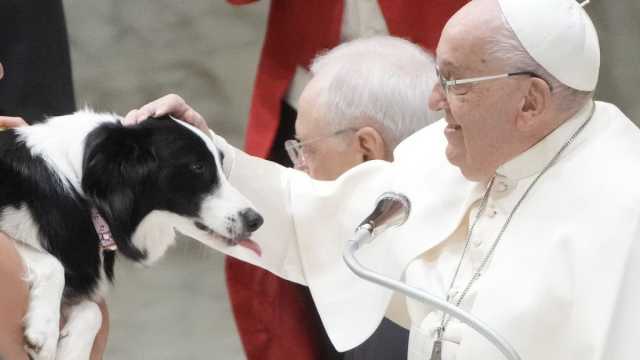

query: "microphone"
xmin=343 ymin=192 xmax=521 ymax=360
xmin=357 ymin=192 xmax=411 ymax=239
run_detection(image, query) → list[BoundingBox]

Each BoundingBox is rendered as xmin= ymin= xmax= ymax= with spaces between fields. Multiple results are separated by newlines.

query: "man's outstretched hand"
xmin=124 ymin=94 xmax=211 ymax=137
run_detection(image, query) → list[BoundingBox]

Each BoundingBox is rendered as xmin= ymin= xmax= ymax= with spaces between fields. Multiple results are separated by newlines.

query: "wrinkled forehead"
xmin=436 ymin=0 xmax=503 ymax=74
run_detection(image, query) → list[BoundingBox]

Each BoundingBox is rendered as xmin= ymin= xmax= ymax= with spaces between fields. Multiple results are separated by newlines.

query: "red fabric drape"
xmin=226 ymin=1 xmax=468 ymax=359
xmin=241 ymin=0 xmax=344 ymax=158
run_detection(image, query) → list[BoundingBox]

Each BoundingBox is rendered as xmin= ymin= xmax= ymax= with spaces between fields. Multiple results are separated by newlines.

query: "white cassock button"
xmin=487 ymin=207 xmax=498 ymax=218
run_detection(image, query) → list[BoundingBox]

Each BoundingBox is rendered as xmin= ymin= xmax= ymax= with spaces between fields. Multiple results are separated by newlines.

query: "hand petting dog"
xmin=124 ymin=93 xmax=211 ymax=137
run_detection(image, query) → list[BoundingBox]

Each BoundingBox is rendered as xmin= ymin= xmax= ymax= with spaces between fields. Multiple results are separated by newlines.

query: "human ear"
xmin=516 ymin=78 xmax=551 ymax=131
xmin=355 ymin=126 xmax=387 ymax=161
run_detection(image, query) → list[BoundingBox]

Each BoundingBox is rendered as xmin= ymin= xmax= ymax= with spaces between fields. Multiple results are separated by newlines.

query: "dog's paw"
xmin=56 ymin=301 xmax=102 ymax=360
xmin=56 ymin=331 xmax=91 ymax=360
xmin=23 ymin=318 xmax=59 ymax=360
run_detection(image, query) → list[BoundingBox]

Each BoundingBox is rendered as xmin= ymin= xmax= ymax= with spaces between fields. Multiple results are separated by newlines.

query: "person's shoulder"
xmin=590 ymin=101 xmax=640 ymax=164
xmin=578 ymin=101 xmax=640 ymax=200
xmin=594 ymin=101 xmax=640 ymax=138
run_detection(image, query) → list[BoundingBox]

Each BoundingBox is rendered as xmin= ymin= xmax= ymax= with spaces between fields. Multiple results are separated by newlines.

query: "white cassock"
xmin=200 ymin=101 xmax=640 ymax=359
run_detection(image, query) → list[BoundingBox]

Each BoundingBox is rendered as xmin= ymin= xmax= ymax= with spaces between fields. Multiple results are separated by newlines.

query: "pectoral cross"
xmin=429 ymin=338 xmax=443 ymax=360
xmin=430 ymin=325 xmax=445 ymax=360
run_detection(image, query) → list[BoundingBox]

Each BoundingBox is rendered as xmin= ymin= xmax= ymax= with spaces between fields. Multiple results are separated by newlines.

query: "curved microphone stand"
xmin=342 ymin=192 xmax=521 ymax=360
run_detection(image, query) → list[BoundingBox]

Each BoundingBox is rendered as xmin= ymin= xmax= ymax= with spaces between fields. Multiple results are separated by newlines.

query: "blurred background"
xmin=66 ymin=0 xmax=270 ymax=147
xmin=63 ymin=0 xmax=640 ymax=133
xmin=2 ymin=0 xmax=639 ymax=359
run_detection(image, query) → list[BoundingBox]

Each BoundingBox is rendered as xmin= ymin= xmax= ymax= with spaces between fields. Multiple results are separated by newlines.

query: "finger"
xmin=130 ymin=95 xmax=172 ymax=122
xmin=182 ymin=108 xmax=206 ymax=127
xmin=122 ymin=109 xmax=140 ymax=126
xmin=178 ymin=108 xmax=210 ymax=136
xmin=146 ymin=94 xmax=189 ymax=119
xmin=132 ymin=104 xmax=157 ymax=123
xmin=0 ymin=116 xmax=27 ymax=128
xmin=125 ymin=94 xmax=197 ymax=126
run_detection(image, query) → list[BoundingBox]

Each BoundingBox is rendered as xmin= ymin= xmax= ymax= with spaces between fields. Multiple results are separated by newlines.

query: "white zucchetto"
xmin=498 ymin=0 xmax=600 ymax=91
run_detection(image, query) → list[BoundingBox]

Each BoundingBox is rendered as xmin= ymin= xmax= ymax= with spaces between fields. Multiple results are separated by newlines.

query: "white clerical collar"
xmin=496 ymin=101 xmax=595 ymax=181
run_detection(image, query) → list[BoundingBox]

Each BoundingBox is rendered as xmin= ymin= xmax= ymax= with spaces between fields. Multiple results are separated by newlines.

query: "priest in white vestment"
xmin=126 ymin=0 xmax=640 ymax=358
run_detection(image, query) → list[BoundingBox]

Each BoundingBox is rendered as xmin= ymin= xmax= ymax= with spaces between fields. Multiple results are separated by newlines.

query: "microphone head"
xmin=357 ymin=192 xmax=411 ymax=236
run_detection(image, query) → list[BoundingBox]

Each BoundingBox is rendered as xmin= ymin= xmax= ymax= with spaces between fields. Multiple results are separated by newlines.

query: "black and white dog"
xmin=0 ymin=110 xmax=263 ymax=360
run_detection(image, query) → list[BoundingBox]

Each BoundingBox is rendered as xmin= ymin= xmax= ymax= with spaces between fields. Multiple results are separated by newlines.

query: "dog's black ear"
xmin=83 ymin=123 xmax=158 ymax=186
xmin=82 ymin=123 xmax=157 ymax=260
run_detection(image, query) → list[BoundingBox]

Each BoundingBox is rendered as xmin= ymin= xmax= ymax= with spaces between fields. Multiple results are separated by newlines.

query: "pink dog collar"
xmin=90 ymin=208 xmax=118 ymax=251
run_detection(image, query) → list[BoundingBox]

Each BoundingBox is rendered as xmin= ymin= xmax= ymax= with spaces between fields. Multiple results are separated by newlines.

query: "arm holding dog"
xmin=0 ymin=235 xmax=109 ymax=360
xmin=0 ymin=232 xmax=29 ymax=360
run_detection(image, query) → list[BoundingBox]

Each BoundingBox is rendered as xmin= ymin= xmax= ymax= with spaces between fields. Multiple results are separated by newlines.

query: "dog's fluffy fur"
xmin=0 ymin=110 xmax=262 ymax=359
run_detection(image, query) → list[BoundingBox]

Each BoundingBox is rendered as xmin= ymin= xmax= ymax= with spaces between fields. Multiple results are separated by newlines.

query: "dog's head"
xmin=82 ymin=115 xmax=262 ymax=264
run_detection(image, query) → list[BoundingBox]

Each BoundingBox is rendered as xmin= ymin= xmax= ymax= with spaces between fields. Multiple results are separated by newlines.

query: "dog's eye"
xmin=190 ymin=162 xmax=205 ymax=173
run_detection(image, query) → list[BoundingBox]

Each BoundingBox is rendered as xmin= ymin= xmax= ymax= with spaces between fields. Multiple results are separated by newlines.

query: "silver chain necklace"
xmin=429 ymin=104 xmax=596 ymax=360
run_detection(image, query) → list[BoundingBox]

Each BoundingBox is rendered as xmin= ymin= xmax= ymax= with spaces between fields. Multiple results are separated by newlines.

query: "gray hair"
xmin=487 ymin=11 xmax=593 ymax=114
xmin=310 ymin=36 xmax=440 ymax=148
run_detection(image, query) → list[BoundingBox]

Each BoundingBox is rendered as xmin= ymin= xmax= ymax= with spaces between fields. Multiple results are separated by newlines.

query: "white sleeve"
xmin=208 ymin=123 xmax=465 ymax=352
xmin=212 ymin=131 xmax=398 ymax=351
xmin=224 ymin=146 xmax=309 ymax=284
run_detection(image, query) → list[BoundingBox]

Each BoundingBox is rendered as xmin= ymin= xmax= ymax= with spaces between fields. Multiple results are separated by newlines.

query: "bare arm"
xmin=0 ymin=233 xmax=29 ymax=360
xmin=0 ymin=233 xmax=110 ymax=359
xmin=89 ymin=301 xmax=109 ymax=360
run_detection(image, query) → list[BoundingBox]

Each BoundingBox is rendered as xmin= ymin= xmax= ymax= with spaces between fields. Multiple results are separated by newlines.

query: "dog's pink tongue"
xmin=237 ymin=239 xmax=262 ymax=257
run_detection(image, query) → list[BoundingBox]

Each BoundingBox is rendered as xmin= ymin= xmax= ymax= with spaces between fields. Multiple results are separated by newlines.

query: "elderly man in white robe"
xmin=126 ymin=0 xmax=640 ymax=358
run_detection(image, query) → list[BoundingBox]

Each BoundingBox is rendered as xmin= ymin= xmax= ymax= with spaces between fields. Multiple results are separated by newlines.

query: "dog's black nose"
xmin=240 ymin=208 xmax=264 ymax=232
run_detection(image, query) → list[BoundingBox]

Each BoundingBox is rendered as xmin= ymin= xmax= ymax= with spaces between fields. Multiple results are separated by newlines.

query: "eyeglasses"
xmin=435 ymin=64 xmax=550 ymax=97
xmin=284 ymin=128 xmax=357 ymax=170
